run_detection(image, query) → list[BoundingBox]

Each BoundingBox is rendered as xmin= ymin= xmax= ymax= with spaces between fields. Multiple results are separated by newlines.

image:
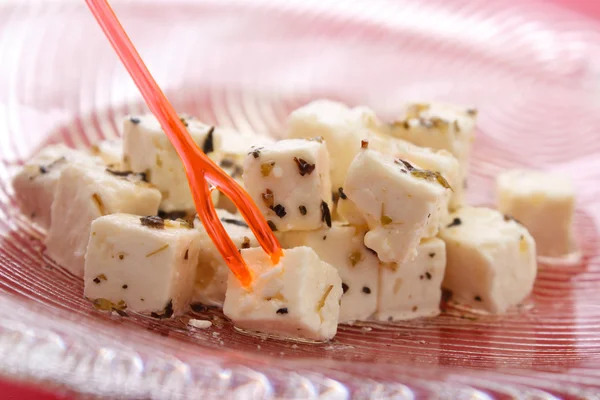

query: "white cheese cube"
xmin=337 ymin=142 xmax=459 ymax=228
xmin=91 ymin=138 xmax=123 ymax=168
xmin=84 ymin=214 xmax=200 ymax=317
xmin=278 ymin=223 xmax=378 ymax=323
xmin=439 ymin=206 xmax=537 ymax=314
xmin=389 ymin=103 xmax=477 ymax=208
xmin=375 ymin=238 xmax=446 ymax=321
xmin=223 ymin=246 xmax=342 ymax=341
xmin=123 ymin=114 xmax=222 ymax=212
xmin=11 ymin=145 xmax=103 ymax=230
xmin=344 ymin=148 xmax=450 ymax=263
xmin=45 ymin=164 xmax=161 ymax=277
xmin=496 ymin=169 xmax=575 ymax=258
xmin=192 ymin=210 xmax=258 ymax=307
xmin=242 ymin=138 xmax=332 ymax=232
xmin=287 ymin=100 xmax=387 ymax=189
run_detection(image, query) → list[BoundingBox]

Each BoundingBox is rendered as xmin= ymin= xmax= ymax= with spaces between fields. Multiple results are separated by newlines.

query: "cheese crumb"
xmin=188 ymin=319 xmax=212 ymax=329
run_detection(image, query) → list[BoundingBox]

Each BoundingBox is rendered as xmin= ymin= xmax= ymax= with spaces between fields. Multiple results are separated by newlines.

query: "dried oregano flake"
xmin=140 ymin=215 xmax=165 ymax=229
xmin=151 ymin=299 xmax=174 ymax=319
xmin=260 ymin=161 xmax=275 ymax=177
xmin=293 ymin=157 xmax=315 ymax=176
xmin=320 ymin=201 xmax=332 ymax=227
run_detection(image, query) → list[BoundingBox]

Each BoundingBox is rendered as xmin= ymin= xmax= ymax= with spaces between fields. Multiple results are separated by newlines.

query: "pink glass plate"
xmin=1 ymin=0 xmax=600 ymax=398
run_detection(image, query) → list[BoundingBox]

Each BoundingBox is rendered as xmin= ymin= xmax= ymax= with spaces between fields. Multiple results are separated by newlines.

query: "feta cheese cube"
xmin=344 ymin=148 xmax=450 ymax=263
xmin=11 ymin=145 xmax=103 ymax=230
xmin=45 ymin=164 xmax=161 ymax=277
xmin=242 ymin=138 xmax=332 ymax=232
xmin=223 ymin=246 xmax=343 ymax=341
xmin=389 ymin=102 xmax=477 ymax=208
xmin=496 ymin=169 xmax=575 ymax=258
xmin=439 ymin=206 xmax=537 ymax=313
xmin=84 ymin=214 xmax=200 ymax=317
xmin=123 ymin=114 xmax=222 ymax=212
xmin=91 ymin=138 xmax=123 ymax=168
xmin=375 ymin=238 xmax=446 ymax=321
xmin=192 ymin=210 xmax=258 ymax=307
xmin=287 ymin=100 xmax=387 ymax=189
xmin=278 ymin=223 xmax=378 ymax=323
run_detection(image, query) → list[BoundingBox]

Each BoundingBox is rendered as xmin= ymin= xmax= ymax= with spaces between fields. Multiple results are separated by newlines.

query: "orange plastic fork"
xmin=85 ymin=0 xmax=282 ymax=287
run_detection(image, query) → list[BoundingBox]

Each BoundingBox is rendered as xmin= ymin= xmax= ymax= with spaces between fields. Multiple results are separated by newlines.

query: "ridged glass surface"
xmin=1 ymin=1 xmax=600 ymax=398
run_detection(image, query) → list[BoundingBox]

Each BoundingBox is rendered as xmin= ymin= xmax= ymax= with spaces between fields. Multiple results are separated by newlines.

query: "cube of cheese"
xmin=389 ymin=102 xmax=477 ymax=208
xmin=45 ymin=164 xmax=161 ymax=277
xmin=11 ymin=145 xmax=103 ymax=230
xmin=242 ymin=138 xmax=332 ymax=232
xmin=123 ymin=114 xmax=222 ymax=212
xmin=337 ymin=141 xmax=459 ymax=228
xmin=192 ymin=210 xmax=258 ymax=307
xmin=287 ymin=100 xmax=387 ymax=189
xmin=84 ymin=214 xmax=200 ymax=317
xmin=91 ymin=138 xmax=123 ymax=169
xmin=375 ymin=238 xmax=446 ymax=321
xmin=344 ymin=148 xmax=450 ymax=263
xmin=496 ymin=169 xmax=575 ymax=258
xmin=223 ymin=246 xmax=342 ymax=341
xmin=278 ymin=223 xmax=378 ymax=323
xmin=439 ymin=206 xmax=537 ymax=313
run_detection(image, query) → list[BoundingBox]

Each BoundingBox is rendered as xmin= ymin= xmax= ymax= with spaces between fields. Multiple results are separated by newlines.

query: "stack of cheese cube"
xmin=12 ymin=98 xmax=567 ymax=342
xmin=11 ymin=115 xmax=225 ymax=318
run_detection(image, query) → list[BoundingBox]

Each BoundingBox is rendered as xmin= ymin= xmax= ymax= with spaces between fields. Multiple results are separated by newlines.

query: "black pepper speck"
xmin=338 ymin=187 xmax=347 ymax=200
xmin=299 ymin=205 xmax=307 ymax=215
xmin=129 ymin=116 xmax=141 ymax=124
xmin=202 ymin=126 xmax=215 ymax=154
xmin=321 ymin=201 xmax=332 ymax=228
xmin=342 ymin=283 xmax=349 ymax=294
xmin=446 ymin=217 xmax=462 ymax=228
xmin=272 ymin=204 xmax=287 ymax=218
xmin=362 ymin=286 xmax=371 ymax=294
xmin=425 ymin=272 xmax=432 ymax=280
xmin=276 ymin=308 xmax=288 ymax=315
xmin=429 ymin=253 xmax=436 ymax=258
xmin=474 ymin=296 xmax=482 ymax=302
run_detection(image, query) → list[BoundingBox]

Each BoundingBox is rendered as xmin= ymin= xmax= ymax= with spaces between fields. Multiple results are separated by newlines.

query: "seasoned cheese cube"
xmin=287 ymin=100 xmax=387 ymax=189
xmin=439 ymin=207 xmax=537 ymax=313
xmin=123 ymin=114 xmax=222 ymax=212
xmin=84 ymin=214 xmax=200 ymax=317
xmin=11 ymin=145 xmax=103 ymax=230
xmin=242 ymin=138 xmax=332 ymax=232
xmin=91 ymin=138 xmax=123 ymax=168
xmin=496 ymin=169 xmax=575 ymax=258
xmin=278 ymin=223 xmax=378 ymax=323
xmin=223 ymin=247 xmax=342 ymax=341
xmin=375 ymin=238 xmax=446 ymax=321
xmin=337 ymin=141 xmax=459 ymax=228
xmin=389 ymin=103 xmax=477 ymax=208
xmin=45 ymin=164 xmax=161 ymax=277
xmin=344 ymin=148 xmax=450 ymax=263
xmin=192 ymin=210 xmax=258 ymax=307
